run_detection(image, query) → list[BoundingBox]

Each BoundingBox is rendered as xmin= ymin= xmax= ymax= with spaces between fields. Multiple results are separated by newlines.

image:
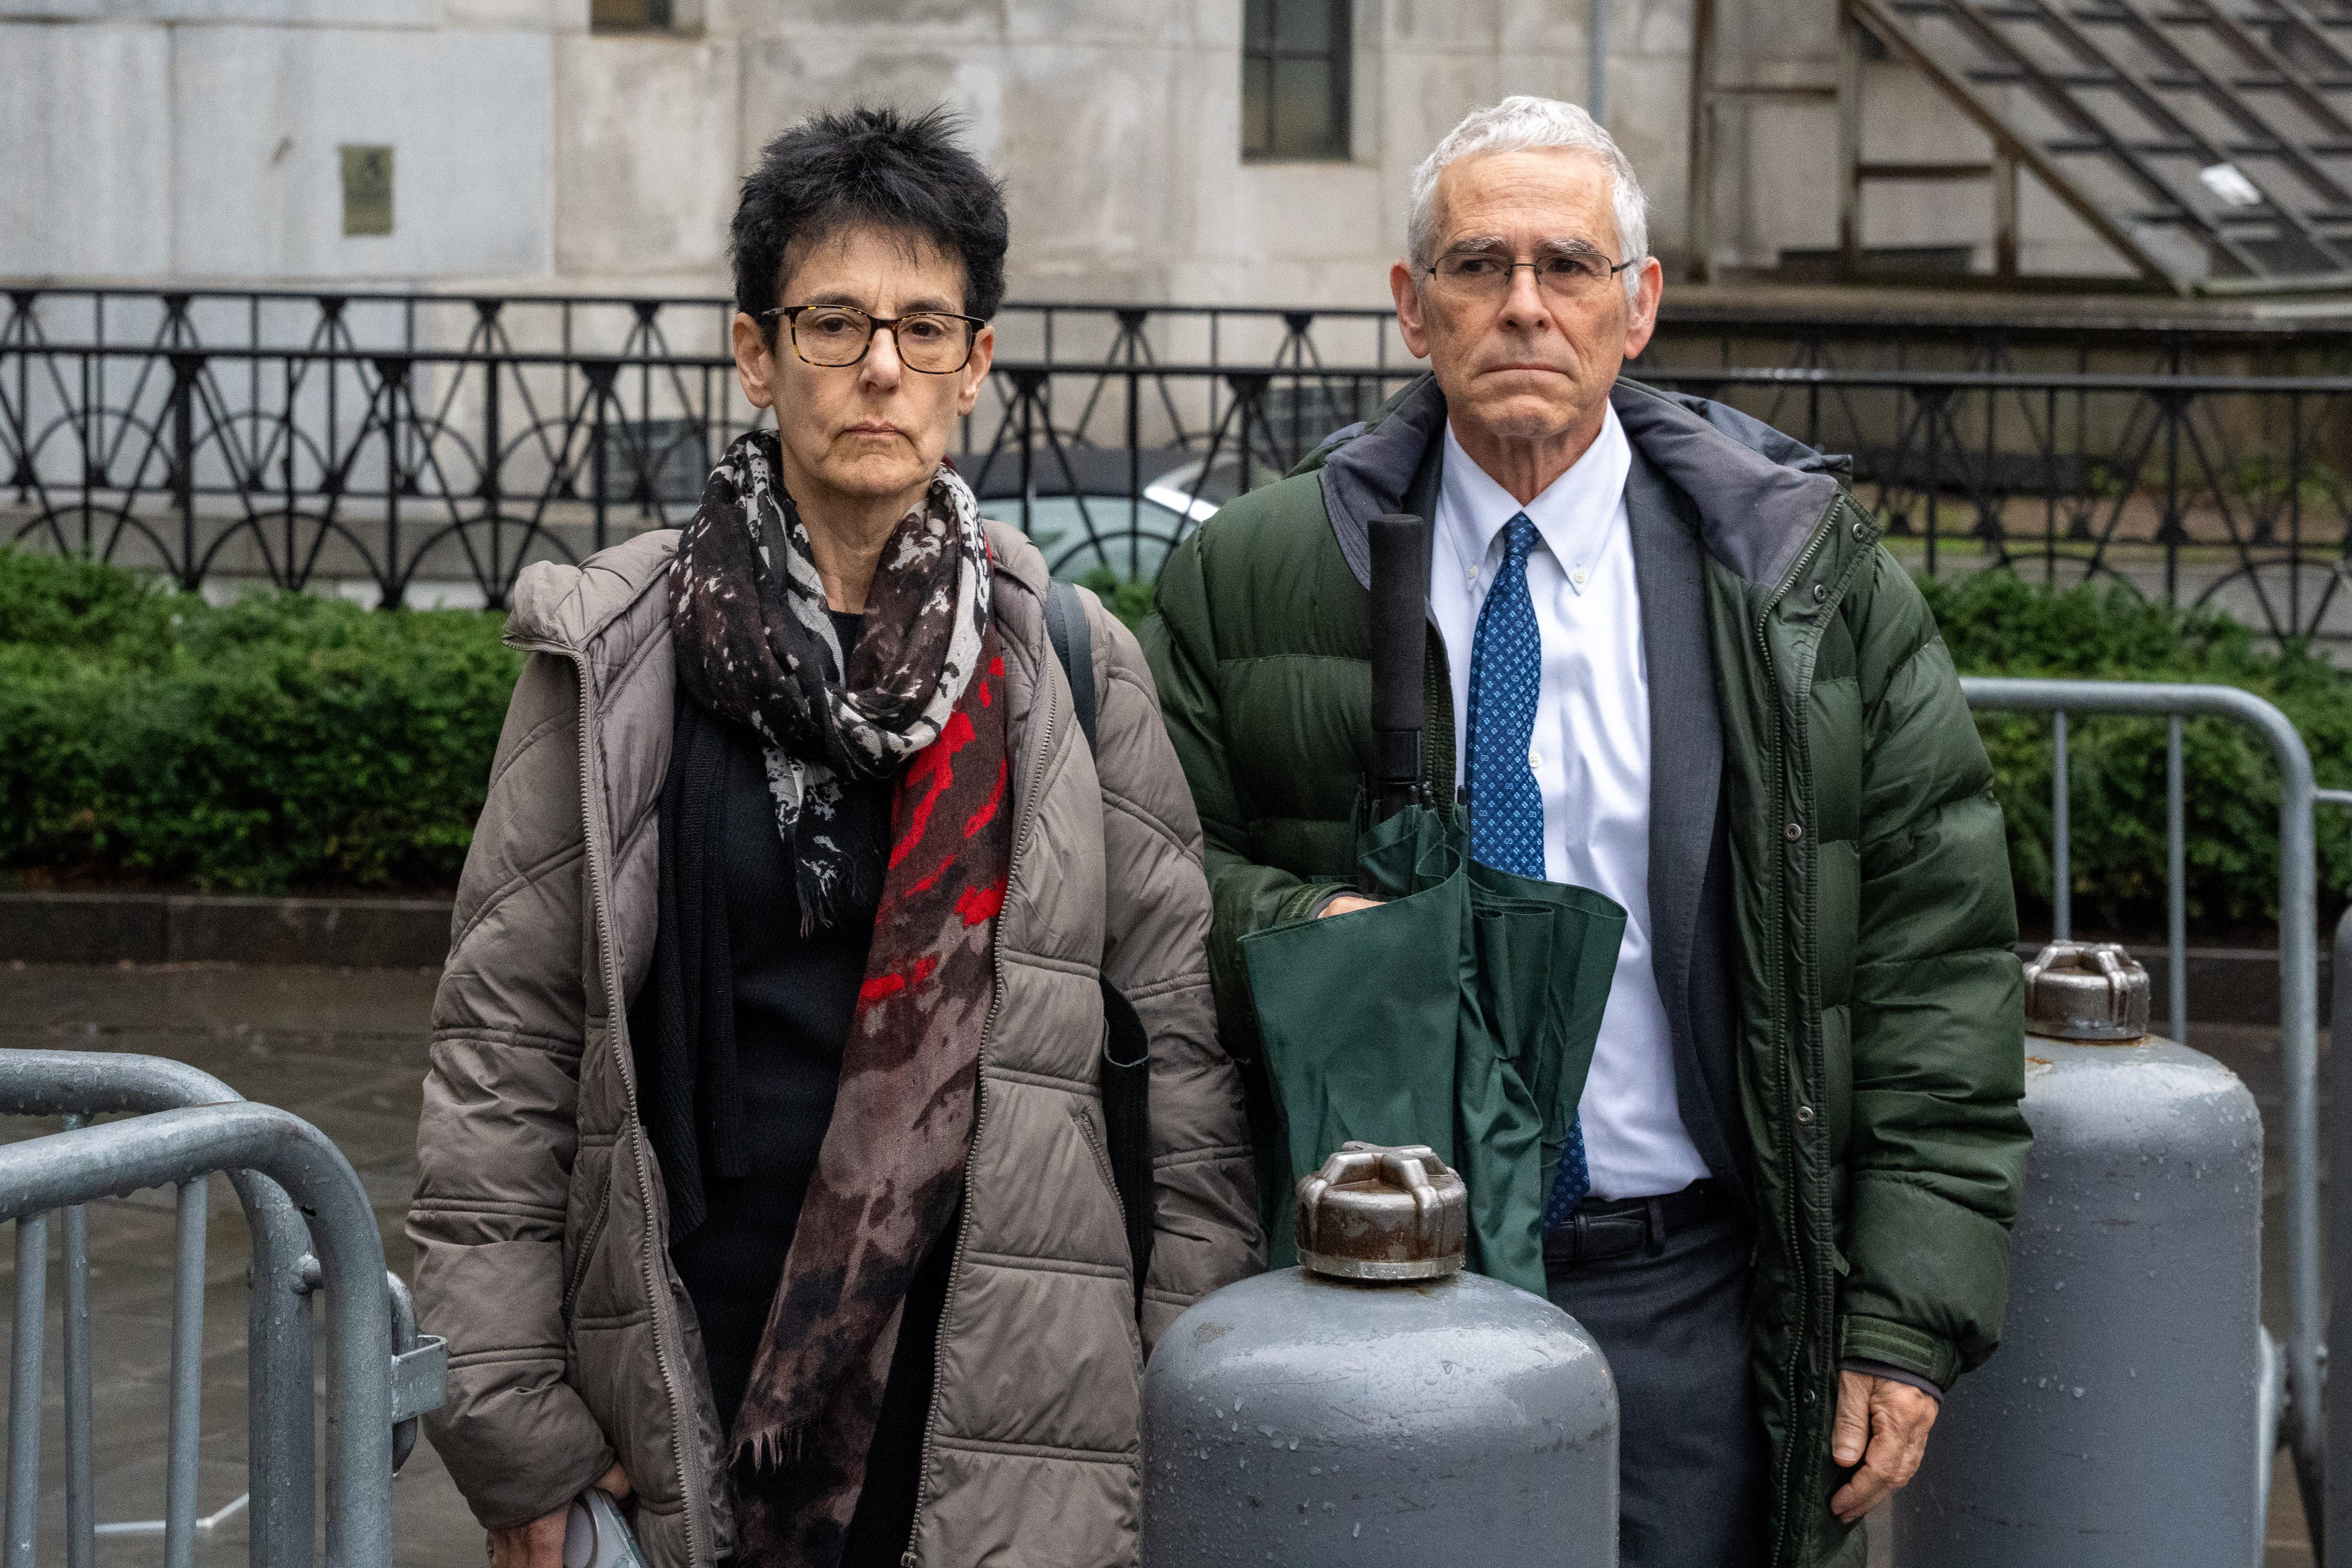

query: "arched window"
xmin=1242 ymin=0 xmax=1351 ymax=162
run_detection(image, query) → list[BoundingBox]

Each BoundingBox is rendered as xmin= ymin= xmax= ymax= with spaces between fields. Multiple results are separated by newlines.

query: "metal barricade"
xmin=0 ymin=1049 xmax=446 ymax=1568
xmin=1957 ymin=677 xmax=2334 ymax=1551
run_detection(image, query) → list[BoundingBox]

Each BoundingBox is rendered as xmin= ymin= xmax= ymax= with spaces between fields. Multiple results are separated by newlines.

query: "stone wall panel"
xmin=0 ymin=21 xmax=173 ymax=277
xmin=172 ymin=24 xmax=553 ymax=280
xmin=555 ymin=31 xmax=739 ymax=279
xmin=0 ymin=0 xmax=2049 ymax=306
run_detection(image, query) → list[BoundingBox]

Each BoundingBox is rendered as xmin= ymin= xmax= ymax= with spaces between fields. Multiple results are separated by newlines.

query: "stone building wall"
xmin=0 ymin=0 xmax=2091 ymax=304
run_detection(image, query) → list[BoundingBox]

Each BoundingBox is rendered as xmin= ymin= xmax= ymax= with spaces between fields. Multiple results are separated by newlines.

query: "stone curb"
xmin=0 ymin=890 xmax=453 ymax=969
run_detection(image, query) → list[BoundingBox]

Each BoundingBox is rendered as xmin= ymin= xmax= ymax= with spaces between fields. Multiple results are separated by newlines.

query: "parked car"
xmin=954 ymin=446 xmax=1287 ymax=582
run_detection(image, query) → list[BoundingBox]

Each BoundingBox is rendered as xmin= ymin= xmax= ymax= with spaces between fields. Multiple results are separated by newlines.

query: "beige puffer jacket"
xmin=409 ymin=522 xmax=1262 ymax=1568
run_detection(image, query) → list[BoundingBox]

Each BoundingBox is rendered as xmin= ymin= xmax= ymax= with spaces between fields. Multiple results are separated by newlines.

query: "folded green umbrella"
xmin=1240 ymin=802 xmax=1626 ymax=1295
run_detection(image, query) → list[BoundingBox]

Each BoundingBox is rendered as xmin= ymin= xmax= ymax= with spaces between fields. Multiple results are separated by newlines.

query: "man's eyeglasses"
xmin=759 ymin=303 xmax=986 ymax=374
xmin=1422 ymin=248 xmax=1637 ymax=304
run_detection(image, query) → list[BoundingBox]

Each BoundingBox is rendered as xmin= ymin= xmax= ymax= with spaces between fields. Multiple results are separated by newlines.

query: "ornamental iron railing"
xmin=5 ymin=287 xmax=2352 ymax=638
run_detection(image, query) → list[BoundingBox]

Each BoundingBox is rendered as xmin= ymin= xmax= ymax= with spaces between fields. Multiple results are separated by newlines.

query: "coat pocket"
xmin=1068 ymin=1102 xmax=1126 ymax=1222
xmin=561 ymin=1156 xmax=614 ymax=1317
xmin=1820 ymin=1001 xmax=1853 ymax=1162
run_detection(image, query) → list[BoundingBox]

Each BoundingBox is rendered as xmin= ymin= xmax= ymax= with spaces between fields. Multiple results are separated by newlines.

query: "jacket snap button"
xmin=1811 ymin=581 xmax=1829 ymax=603
xmin=1784 ymin=820 xmax=1803 ymax=842
xmin=1851 ymin=519 xmax=1870 ymax=542
xmin=1795 ymin=1105 xmax=1815 ymax=1124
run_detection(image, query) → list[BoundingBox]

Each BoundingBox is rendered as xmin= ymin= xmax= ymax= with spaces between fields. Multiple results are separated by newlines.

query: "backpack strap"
xmin=1042 ymin=579 xmax=1099 ymax=756
xmin=1040 ymin=578 xmax=1156 ymax=1304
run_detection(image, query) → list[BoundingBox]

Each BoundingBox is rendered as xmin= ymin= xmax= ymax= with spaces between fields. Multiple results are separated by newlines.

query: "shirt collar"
xmin=1438 ymin=400 xmax=1632 ymax=589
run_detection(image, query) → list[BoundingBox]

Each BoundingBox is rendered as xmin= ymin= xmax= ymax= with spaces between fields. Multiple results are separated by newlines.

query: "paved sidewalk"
xmin=0 ymin=963 xmax=2323 ymax=1565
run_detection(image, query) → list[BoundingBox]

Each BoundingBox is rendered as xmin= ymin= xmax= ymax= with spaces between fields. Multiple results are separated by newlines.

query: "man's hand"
xmin=486 ymin=1463 xmax=630 ymax=1568
xmin=1828 ymin=1370 xmax=1937 ymax=1523
xmin=1317 ymin=895 xmax=1383 ymax=918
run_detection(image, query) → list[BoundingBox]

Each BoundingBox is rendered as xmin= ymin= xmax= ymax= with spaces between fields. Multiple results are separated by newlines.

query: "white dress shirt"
xmin=1428 ymin=406 xmax=1711 ymax=1202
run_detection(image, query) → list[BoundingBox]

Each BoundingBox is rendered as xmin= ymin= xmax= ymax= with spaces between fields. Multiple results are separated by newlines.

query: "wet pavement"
xmin=0 ymin=962 xmax=2326 ymax=1565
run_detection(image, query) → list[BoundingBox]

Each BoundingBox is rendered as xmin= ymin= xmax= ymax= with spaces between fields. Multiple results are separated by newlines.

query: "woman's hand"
xmin=486 ymin=1464 xmax=630 ymax=1568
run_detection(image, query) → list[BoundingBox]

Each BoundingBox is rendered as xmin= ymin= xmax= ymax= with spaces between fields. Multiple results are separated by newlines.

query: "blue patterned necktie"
xmin=1466 ymin=513 xmax=1591 ymax=1232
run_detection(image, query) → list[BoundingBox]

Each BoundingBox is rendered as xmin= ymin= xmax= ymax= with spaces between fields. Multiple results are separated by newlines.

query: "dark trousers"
xmin=1543 ymin=1190 xmax=1769 ymax=1568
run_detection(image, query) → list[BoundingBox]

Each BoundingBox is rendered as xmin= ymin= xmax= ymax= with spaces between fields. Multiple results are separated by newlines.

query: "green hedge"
xmin=1923 ymin=571 xmax=2352 ymax=932
xmin=0 ymin=550 xmax=522 ymax=894
xmin=1104 ymin=561 xmax=2349 ymax=926
xmin=3 ymin=548 xmax=2346 ymax=924
xmin=1076 ymin=567 xmax=1158 ymax=630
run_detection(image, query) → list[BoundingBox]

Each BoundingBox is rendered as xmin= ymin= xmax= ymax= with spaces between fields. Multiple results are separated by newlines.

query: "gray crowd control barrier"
xmin=1957 ymin=678 xmax=2349 ymax=1561
xmin=0 ymin=1049 xmax=446 ymax=1568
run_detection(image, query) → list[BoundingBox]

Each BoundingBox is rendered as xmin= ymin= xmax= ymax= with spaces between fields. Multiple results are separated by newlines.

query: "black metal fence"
xmin=6 ymin=286 xmax=2351 ymax=639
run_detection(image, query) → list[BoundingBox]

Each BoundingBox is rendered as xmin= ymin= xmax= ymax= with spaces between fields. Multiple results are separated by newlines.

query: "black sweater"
xmin=632 ymin=613 xmax=950 ymax=1566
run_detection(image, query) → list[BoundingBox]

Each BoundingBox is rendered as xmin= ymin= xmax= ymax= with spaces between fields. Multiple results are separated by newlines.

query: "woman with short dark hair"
xmin=410 ymin=107 xmax=1260 ymax=1568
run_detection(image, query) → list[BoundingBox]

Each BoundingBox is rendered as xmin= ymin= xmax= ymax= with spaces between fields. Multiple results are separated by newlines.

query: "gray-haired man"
xmin=1146 ymin=96 xmax=2028 ymax=1566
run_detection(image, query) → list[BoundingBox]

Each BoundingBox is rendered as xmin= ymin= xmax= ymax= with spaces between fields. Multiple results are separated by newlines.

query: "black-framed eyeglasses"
xmin=758 ymin=303 xmax=986 ymax=374
xmin=1421 ymin=248 xmax=1638 ymax=302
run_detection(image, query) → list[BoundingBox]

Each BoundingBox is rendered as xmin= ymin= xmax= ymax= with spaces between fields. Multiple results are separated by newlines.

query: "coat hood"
xmin=1312 ymin=372 xmax=1850 ymax=595
xmin=507 ymin=529 xmax=679 ymax=654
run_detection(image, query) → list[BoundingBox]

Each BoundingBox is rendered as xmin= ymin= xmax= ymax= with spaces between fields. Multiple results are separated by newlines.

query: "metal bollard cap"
xmin=2023 ymin=940 xmax=2152 ymax=1042
xmin=1295 ymin=1142 xmax=1469 ymax=1282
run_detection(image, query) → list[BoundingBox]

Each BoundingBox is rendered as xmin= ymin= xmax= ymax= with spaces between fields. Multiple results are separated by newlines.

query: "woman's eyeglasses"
xmin=1421 ymin=248 xmax=1637 ymax=304
xmin=759 ymin=304 xmax=986 ymax=374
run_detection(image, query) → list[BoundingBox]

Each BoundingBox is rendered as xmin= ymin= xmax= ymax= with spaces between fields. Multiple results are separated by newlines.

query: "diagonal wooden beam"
xmin=2075 ymin=0 xmax=2352 ymax=270
xmin=2251 ymin=0 xmax=2352 ymax=81
xmin=2183 ymin=0 xmax=2352 ymax=147
xmin=1849 ymin=0 xmax=2188 ymax=287
xmin=1950 ymin=0 xmax=2266 ymax=273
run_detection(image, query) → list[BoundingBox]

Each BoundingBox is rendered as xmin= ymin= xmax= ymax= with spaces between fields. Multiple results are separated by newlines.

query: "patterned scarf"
xmin=671 ymin=429 xmax=993 ymax=931
xmin=669 ymin=430 xmax=1013 ymax=1564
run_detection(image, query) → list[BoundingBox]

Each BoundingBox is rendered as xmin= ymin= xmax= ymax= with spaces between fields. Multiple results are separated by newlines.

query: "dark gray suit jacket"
xmin=1625 ymin=446 xmax=1752 ymax=1202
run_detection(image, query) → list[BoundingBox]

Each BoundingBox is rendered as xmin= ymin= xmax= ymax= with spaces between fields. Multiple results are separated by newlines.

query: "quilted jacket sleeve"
xmin=1088 ymin=591 xmax=1265 ymax=1351
xmin=1144 ymin=532 xmax=1347 ymax=1045
xmin=1839 ymin=549 xmax=2031 ymax=1388
xmin=409 ymin=653 xmax=617 ymax=1530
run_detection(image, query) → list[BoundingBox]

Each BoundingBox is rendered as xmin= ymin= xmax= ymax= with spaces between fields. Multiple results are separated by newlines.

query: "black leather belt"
xmin=1542 ymin=1179 xmax=1737 ymax=1268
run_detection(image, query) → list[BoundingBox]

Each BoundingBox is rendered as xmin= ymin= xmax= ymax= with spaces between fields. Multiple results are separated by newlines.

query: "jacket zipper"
xmin=1751 ymin=505 xmax=1841 ymax=1568
xmin=1068 ymin=1105 xmax=1148 ymax=1369
xmin=539 ymin=640 xmax=709 ymax=1568
xmin=902 ymin=632 xmax=1056 ymax=1568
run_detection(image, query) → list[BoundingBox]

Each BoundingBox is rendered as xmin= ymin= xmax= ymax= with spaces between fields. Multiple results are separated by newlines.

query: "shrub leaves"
xmin=0 ymin=550 xmax=522 ymax=894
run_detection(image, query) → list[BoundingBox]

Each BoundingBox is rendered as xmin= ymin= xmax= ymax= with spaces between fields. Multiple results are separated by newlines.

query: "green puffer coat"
xmin=1142 ymin=374 xmax=2028 ymax=1568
